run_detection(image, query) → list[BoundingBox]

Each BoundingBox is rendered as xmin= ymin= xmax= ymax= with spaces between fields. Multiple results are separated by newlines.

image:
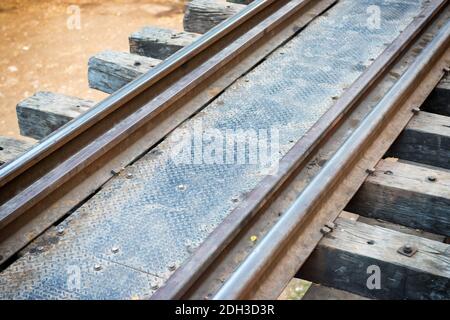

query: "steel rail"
xmin=0 ymin=0 xmax=273 ymax=187
xmin=0 ymin=0 xmax=336 ymax=263
xmin=214 ymin=19 xmax=450 ymax=300
xmin=152 ymin=0 xmax=448 ymax=299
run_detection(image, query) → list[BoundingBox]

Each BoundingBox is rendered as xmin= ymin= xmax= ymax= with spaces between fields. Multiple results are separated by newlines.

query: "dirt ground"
xmin=0 ymin=0 xmax=185 ymax=138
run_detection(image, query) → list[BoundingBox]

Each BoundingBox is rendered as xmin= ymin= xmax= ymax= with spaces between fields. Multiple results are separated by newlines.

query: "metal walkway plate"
xmin=0 ymin=0 xmax=426 ymax=299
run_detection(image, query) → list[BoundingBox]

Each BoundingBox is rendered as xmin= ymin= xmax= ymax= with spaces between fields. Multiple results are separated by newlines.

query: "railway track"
xmin=0 ymin=0 xmax=449 ymax=300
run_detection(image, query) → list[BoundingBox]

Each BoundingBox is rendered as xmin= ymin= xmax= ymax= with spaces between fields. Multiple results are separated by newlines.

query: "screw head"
xmin=168 ymin=263 xmax=176 ymax=271
xmin=384 ymin=170 xmax=393 ymax=175
xmin=325 ymin=222 xmax=336 ymax=230
xmin=94 ymin=264 xmax=102 ymax=271
xmin=177 ymin=184 xmax=187 ymax=192
xmin=126 ymin=173 xmax=133 ymax=179
xmin=412 ymin=107 xmax=421 ymax=115
xmin=111 ymin=246 xmax=120 ymax=254
xmin=403 ymin=244 xmax=413 ymax=254
xmin=397 ymin=244 xmax=417 ymax=257
xmin=427 ymin=176 xmax=437 ymax=182
xmin=151 ymin=284 xmax=159 ymax=290
xmin=320 ymin=226 xmax=332 ymax=235
xmin=134 ymin=61 xmax=141 ymax=67
xmin=57 ymin=226 xmax=65 ymax=235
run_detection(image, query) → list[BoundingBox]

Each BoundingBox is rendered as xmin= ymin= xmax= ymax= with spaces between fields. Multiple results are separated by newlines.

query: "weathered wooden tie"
xmin=346 ymin=158 xmax=450 ymax=236
xmin=387 ymin=111 xmax=450 ymax=170
xmin=184 ymin=0 xmax=246 ymax=34
xmin=302 ymin=283 xmax=369 ymax=300
xmin=227 ymin=0 xmax=253 ymax=4
xmin=88 ymin=51 xmax=161 ymax=94
xmin=0 ymin=136 xmax=36 ymax=166
xmin=16 ymin=91 xmax=95 ymax=140
xmin=297 ymin=216 xmax=450 ymax=300
xmin=129 ymin=26 xmax=200 ymax=60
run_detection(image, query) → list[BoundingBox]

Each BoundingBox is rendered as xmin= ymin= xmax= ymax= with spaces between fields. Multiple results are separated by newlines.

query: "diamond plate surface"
xmin=0 ymin=0 xmax=426 ymax=299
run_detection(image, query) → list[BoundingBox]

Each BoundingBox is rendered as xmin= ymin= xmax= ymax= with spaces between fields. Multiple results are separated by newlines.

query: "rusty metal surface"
xmin=155 ymin=0 xmax=449 ymax=299
xmin=0 ymin=0 xmax=427 ymax=299
xmin=1 ymin=0 xmax=324 ymax=264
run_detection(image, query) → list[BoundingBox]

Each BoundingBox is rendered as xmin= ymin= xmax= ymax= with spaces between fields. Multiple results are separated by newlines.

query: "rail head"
xmin=152 ymin=0 xmax=449 ymax=300
xmin=0 ymin=0 xmax=333 ymax=265
xmin=0 ymin=0 xmax=276 ymax=187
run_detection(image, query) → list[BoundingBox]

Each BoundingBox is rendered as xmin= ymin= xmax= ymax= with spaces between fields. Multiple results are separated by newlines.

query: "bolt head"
xmin=320 ymin=226 xmax=332 ymax=235
xmin=325 ymin=222 xmax=336 ymax=230
xmin=403 ymin=245 xmax=413 ymax=253
xmin=168 ymin=263 xmax=176 ymax=271
xmin=412 ymin=107 xmax=421 ymax=115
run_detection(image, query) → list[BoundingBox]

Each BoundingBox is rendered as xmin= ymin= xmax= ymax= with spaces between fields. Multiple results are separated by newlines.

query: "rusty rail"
xmin=0 ymin=0 xmax=337 ymax=265
xmin=153 ymin=0 xmax=449 ymax=300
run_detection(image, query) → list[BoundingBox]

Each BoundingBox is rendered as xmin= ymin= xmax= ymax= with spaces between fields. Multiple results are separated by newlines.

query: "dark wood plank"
xmin=129 ymin=26 xmax=200 ymax=60
xmin=297 ymin=217 xmax=450 ymax=300
xmin=88 ymin=51 xmax=160 ymax=94
xmin=0 ymin=136 xmax=36 ymax=166
xmin=422 ymin=72 xmax=449 ymax=116
xmin=184 ymin=0 xmax=246 ymax=34
xmin=302 ymin=283 xmax=370 ymax=300
xmin=227 ymin=0 xmax=253 ymax=4
xmin=387 ymin=111 xmax=450 ymax=169
xmin=347 ymin=158 xmax=450 ymax=236
xmin=16 ymin=91 xmax=95 ymax=140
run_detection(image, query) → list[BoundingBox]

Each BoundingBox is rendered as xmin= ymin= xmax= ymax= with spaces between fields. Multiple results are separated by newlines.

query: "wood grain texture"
xmin=298 ymin=217 xmax=450 ymax=300
xmin=347 ymin=158 xmax=450 ymax=236
xmin=422 ymin=72 xmax=449 ymax=116
xmin=227 ymin=0 xmax=253 ymax=4
xmin=88 ymin=51 xmax=161 ymax=94
xmin=302 ymin=283 xmax=369 ymax=300
xmin=387 ymin=111 xmax=450 ymax=169
xmin=0 ymin=136 xmax=36 ymax=166
xmin=341 ymin=210 xmax=446 ymax=242
xmin=16 ymin=91 xmax=95 ymax=140
xmin=129 ymin=26 xmax=200 ymax=60
xmin=183 ymin=0 xmax=246 ymax=34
